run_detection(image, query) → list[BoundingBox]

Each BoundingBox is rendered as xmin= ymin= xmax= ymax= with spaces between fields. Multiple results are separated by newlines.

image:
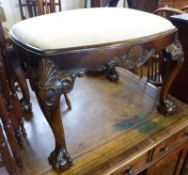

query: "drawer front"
xmin=111 ymin=153 xmax=148 ymax=175
xmin=152 ymin=127 xmax=188 ymax=161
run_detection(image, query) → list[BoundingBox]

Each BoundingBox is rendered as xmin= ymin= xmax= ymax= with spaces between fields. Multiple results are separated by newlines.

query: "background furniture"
xmin=158 ymin=0 xmax=188 ymax=9
xmin=18 ymin=0 xmax=71 ymax=110
xmin=0 ymin=123 xmax=17 ymax=175
xmin=0 ymin=51 xmax=26 ymax=174
xmin=128 ymin=1 xmax=188 ymax=104
xmin=127 ymin=1 xmax=187 ymax=88
xmin=127 ymin=0 xmax=159 ymax=12
xmin=147 ymin=7 xmax=184 ymax=86
xmin=0 ymin=55 xmax=22 ymax=167
xmin=88 ymin=0 xmax=120 ymax=7
xmin=18 ymin=0 xmax=62 ymax=19
xmin=0 ymin=15 xmax=32 ymax=116
xmin=127 ymin=0 xmax=188 ymax=12
xmin=169 ymin=14 xmax=188 ymax=104
xmin=154 ymin=6 xmax=184 ymax=17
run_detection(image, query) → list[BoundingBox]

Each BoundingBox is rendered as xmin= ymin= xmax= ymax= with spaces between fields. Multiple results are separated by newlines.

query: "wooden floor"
xmin=0 ymin=69 xmax=187 ymax=175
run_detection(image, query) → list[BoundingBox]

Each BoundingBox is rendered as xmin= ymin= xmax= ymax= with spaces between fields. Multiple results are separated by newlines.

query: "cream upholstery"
xmin=10 ymin=8 xmax=175 ymax=50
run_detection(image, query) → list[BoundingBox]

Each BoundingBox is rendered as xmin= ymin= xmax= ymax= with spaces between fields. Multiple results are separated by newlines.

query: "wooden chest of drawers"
xmin=45 ymin=69 xmax=188 ymax=175
xmin=13 ymin=69 xmax=188 ymax=175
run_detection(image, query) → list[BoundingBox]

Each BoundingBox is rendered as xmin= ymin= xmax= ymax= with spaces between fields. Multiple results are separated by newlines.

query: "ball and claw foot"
xmin=157 ymin=99 xmax=176 ymax=115
xmin=48 ymin=148 xmax=72 ymax=172
xmin=106 ymin=68 xmax=119 ymax=82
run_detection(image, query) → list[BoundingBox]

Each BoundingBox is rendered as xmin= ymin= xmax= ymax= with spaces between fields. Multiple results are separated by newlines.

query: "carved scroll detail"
xmin=38 ymin=59 xmax=62 ymax=108
xmin=37 ymin=59 xmax=81 ymax=109
xmin=36 ymin=59 xmax=74 ymax=170
xmin=157 ymin=34 xmax=184 ymax=115
xmin=166 ymin=33 xmax=184 ymax=63
xmin=110 ymin=45 xmax=156 ymax=69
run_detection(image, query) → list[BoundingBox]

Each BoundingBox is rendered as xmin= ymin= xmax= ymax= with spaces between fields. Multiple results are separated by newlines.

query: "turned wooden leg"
xmin=0 ymin=123 xmax=17 ymax=175
xmin=0 ymin=59 xmax=24 ymax=144
xmin=0 ymin=94 xmax=22 ymax=167
xmin=11 ymin=88 xmax=27 ymax=139
xmin=8 ymin=90 xmax=25 ymax=145
xmin=157 ymin=37 xmax=184 ymax=115
xmin=5 ymin=48 xmax=32 ymax=114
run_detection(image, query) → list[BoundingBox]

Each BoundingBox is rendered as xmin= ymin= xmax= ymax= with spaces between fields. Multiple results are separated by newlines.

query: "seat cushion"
xmin=10 ymin=8 xmax=175 ymax=50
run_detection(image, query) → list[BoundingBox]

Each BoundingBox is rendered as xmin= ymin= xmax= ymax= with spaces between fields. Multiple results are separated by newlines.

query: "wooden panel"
xmin=147 ymin=143 xmax=188 ymax=175
xmin=128 ymin=0 xmax=159 ymax=12
xmin=152 ymin=127 xmax=188 ymax=161
xmin=159 ymin=0 xmax=188 ymax=8
xmin=129 ymin=0 xmax=188 ymax=11
xmin=109 ymin=153 xmax=148 ymax=175
xmin=173 ymin=1 xmax=188 ymax=8
xmin=158 ymin=1 xmax=173 ymax=7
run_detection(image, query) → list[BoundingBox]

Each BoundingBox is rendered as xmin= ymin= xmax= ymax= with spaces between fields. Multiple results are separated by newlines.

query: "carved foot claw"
xmin=157 ymin=99 xmax=176 ymax=115
xmin=106 ymin=68 xmax=119 ymax=82
xmin=48 ymin=148 xmax=72 ymax=172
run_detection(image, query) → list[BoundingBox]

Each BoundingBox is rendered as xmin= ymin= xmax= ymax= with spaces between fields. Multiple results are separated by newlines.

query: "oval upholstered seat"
xmin=10 ymin=8 xmax=176 ymax=51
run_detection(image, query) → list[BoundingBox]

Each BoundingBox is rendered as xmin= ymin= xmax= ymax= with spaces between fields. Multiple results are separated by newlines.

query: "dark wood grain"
xmin=127 ymin=0 xmax=188 ymax=12
xmin=0 ymin=16 xmax=32 ymax=117
xmin=127 ymin=0 xmax=159 ymax=12
xmin=170 ymin=14 xmax=188 ymax=104
xmin=18 ymin=0 xmax=62 ymax=19
xmin=0 ymin=123 xmax=17 ymax=175
xmin=0 ymin=57 xmax=22 ymax=168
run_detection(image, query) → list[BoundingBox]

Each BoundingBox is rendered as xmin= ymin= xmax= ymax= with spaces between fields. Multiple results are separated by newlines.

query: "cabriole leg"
xmin=157 ymin=36 xmax=184 ymax=115
xmin=32 ymin=58 xmax=81 ymax=171
xmin=35 ymin=92 xmax=72 ymax=171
